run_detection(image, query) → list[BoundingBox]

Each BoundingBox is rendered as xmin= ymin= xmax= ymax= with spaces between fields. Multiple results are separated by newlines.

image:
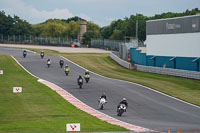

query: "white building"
xmin=146 ymin=15 xmax=200 ymax=58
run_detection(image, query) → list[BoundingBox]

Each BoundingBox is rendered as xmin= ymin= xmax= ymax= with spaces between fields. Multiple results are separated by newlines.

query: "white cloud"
xmin=1 ymin=0 xmax=92 ymax=24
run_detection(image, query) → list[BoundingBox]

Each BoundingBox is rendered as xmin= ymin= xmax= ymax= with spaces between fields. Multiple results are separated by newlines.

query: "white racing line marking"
xmin=10 ymin=55 xmax=155 ymax=132
xmin=60 ymin=55 xmax=200 ymax=110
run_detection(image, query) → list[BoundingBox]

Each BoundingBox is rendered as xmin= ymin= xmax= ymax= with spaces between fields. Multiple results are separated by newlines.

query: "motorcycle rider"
xmin=59 ymin=59 xmax=64 ymax=68
xmin=85 ymin=70 xmax=90 ymax=75
xmin=77 ymin=75 xmax=83 ymax=82
xmin=117 ymin=98 xmax=128 ymax=112
xmin=64 ymin=64 xmax=70 ymax=75
xmin=23 ymin=50 xmax=27 ymax=58
xmin=77 ymin=75 xmax=83 ymax=88
xmin=40 ymin=51 xmax=44 ymax=58
xmin=47 ymin=58 xmax=51 ymax=67
xmin=99 ymin=93 xmax=107 ymax=102
xmin=84 ymin=70 xmax=90 ymax=83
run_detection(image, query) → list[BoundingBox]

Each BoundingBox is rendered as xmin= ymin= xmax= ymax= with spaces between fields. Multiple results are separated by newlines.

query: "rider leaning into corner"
xmin=117 ymin=98 xmax=128 ymax=111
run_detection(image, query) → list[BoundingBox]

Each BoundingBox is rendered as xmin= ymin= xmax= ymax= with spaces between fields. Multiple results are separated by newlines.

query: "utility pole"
xmin=136 ymin=20 xmax=138 ymax=39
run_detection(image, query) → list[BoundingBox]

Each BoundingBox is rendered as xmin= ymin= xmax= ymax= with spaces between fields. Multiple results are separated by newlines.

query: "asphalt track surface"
xmin=1 ymin=47 xmax=200 ymax=133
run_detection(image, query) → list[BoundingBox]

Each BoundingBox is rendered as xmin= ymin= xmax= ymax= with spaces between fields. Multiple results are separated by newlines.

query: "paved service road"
xmin=1 ymin=47 xmax=200 ymax=133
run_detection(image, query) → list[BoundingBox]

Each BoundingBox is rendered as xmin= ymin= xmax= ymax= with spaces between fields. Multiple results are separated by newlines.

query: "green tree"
xmin=109 ymin=29 xmax=123 ymax=40
xmin=82 ymin=31 xmax=101 ymax=45
xmin=0 ymin=11 xmax=14 ymax=35
xmin=67 ymin=21 xmax=80 ymax=39
xmin=42 ymin=21 xmax=66 ymax=37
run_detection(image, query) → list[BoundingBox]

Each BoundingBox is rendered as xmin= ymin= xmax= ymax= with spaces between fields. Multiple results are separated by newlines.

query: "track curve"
xmin=0 ymin=47 xmax=200 ymax=133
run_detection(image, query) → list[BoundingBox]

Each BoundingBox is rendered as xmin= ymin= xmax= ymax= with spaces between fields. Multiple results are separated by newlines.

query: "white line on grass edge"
xmin=10 ymin=55 xmax=154 ymax=132
xmin=60 ymin=55 xmax=200 ymax=110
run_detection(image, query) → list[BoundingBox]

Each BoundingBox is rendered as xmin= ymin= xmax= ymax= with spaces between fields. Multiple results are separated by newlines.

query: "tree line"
xmin=0 ymin=8 xmax=199 ymax=45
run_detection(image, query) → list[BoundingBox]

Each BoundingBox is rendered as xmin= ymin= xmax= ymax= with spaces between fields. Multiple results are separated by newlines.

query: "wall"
xmin=130 ymin=48 xmax=200 ymax=71
xmin=146 ymin=32 xmax=200 ymax=57
xmin=111 ymin=51 xmax=200 ymax=79
xmin=130 ymin=48 xmax=147 ymax=65
xmin=110 ymin=52 xmax=132 ymax=69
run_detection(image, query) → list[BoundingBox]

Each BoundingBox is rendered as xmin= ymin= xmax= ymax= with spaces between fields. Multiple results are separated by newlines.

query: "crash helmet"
xmin=122 ymin=98 xmax=126 ymax=101
xmin=65 ymin=64 xmax=68 ymax=67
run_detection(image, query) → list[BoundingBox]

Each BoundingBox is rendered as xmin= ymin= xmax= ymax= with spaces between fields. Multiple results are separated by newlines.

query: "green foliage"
xmin=66 ymin=21 xmax=80 ymax=39
xmin=61 ymin=16 xmax=85 ymax=23
xmin=0 ymin=11 xmax=33 ymax=35
xmin=82 ymin=30 xmax=101 ymax=45
xmin=42 ymin=21 xmax=67 ymax=37
xmin=109 ymin=29 xmax=123 ymax=40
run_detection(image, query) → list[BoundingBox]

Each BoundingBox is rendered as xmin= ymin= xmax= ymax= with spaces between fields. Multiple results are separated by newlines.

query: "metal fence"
xmin=0 ymin=34 xmax=76 ymax=47
xmin=91 ymin=39 xmax=138 ymax=60
xmin=91 ymin=39 xmax=124 ymax=51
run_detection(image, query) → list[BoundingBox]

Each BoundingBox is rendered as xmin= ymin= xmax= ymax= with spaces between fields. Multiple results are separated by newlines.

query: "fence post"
xmin=19 ymin=35 xmax=20 ymax=42
xmin=8 ymin=35 xmax=9 ymax=42
xmin=13 ymin=35 xmax=15 ymax=43
xmin=1 ymin=34 xmax=2 ymax=41
xmin=24 ymin=35 xmax=26 ymax=43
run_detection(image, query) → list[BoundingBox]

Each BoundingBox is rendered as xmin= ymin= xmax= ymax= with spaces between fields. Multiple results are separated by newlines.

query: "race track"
xmin=1 ymin=47 xmax=200 ymax=133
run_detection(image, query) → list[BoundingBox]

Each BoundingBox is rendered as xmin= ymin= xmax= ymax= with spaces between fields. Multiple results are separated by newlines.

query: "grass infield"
xmin=0 ymin=55 xmax=127 ymax=133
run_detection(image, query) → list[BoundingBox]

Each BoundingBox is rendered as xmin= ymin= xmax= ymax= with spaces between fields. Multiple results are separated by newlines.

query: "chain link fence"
xmin=0 ymin=34 xmax=77 ymax=47
xmin=91 ymin=39 xmax=138 ymax=60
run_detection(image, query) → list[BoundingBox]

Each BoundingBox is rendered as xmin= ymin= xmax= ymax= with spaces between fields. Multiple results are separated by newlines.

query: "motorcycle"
xmin=99 ymin=98 xmax=106 ymax=110
xmin=117 ymin=104 xmax=126 ymax=116
xmin=78 ymin=78 xmax=83 ymax=88
xmin=84 ymin=74 xmax=90 ymax=83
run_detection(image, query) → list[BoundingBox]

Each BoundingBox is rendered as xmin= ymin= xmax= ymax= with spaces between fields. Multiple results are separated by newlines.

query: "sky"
xmin=0 ymin=0 xmax=200 ymax=27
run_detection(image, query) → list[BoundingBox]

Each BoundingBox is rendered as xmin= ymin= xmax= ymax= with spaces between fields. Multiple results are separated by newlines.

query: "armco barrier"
xmin=110 ymin=52 xmax=200 ymax=80
xmin=110 ymin=52 xmax=132 ymax=69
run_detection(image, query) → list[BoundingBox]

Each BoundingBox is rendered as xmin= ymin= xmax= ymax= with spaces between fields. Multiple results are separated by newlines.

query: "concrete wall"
xmin=136 ymin=65 xmax=200 ymax=80
xmin=146 ymin=32 xmax=200 ymax=57
xmin=110 ymin=52 xmax=132 ymax=69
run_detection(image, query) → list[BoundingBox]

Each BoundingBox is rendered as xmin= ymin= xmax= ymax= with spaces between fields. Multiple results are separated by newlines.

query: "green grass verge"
xmin=26 ymin=49 xmax=200 ymax=106
xmin=0 ymin=55 xmax=128 ymax=133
